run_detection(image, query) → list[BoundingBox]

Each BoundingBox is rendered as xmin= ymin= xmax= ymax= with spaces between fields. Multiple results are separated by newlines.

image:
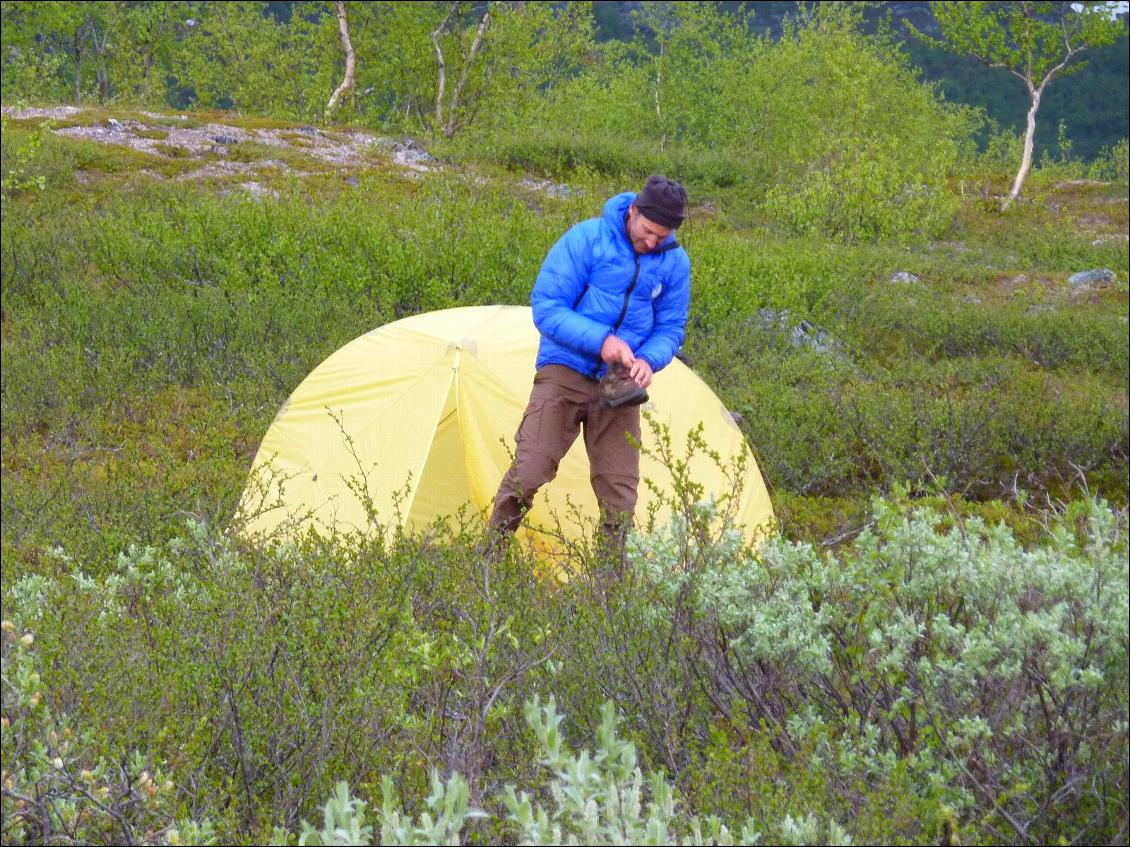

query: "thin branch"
xmin=444 ymin=5 xmax=492 ymax=137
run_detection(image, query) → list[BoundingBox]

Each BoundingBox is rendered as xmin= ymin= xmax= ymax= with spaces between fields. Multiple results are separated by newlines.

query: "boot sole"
xmin=601 ymin=389 xmax=649 ymax=409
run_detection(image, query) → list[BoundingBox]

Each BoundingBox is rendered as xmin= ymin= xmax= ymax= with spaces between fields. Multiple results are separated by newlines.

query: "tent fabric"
xmin=237 ymin=305 xmax=774 ymax=560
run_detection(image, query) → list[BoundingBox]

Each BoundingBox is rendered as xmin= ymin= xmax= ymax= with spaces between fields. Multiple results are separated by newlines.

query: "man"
xmin=488 ymin=174 xmax=691 ymax=561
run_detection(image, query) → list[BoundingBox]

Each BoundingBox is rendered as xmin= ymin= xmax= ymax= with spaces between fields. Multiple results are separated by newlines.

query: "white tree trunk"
xmin=443 ymin=8 xmax=491 ymax=138
xmin=325 ymin=1 xmax=356 ymax=118
xmin=1003 ymin=83 xmax=1042 ymax=210
xmin=73 ymin=29 xmax=84 ymax=104
xmin=431 ymin=3 xmax=458 ymax=129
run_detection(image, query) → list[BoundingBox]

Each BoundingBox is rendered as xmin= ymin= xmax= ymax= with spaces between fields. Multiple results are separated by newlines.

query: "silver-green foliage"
xmin=5 ymin=490 xmax=1125 ymax=844
xmin=632 ymin=493 xmax=1129 ymax=843
xmin=377 ymin=771 xmax=482 ymax=846
xmin=290 ymin=695 xmax=769 ymax=847
xmin=294 ymin=781 xmax=373 ymax=846
xmin=503 ymin=696 xmax=764 ymax=846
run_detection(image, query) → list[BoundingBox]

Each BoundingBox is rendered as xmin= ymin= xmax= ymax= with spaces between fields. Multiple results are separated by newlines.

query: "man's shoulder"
xmin=660 ymin=242 xmax=691 ymax=277
xmin=561 ymin=216 xmax=605 ymax=243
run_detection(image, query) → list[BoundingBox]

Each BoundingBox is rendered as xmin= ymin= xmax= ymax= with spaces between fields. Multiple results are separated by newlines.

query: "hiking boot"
xmin=599 ymin=363 xmax=648 ymax=409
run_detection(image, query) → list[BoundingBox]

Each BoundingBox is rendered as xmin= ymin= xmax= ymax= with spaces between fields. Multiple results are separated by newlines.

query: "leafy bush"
xmin=1089 ymin=138 xmax=1130 ymax=184
xmin=623 ymin=493 xmax=1128 ymax=845
xmin=0 ymin=573 xmax=214 ymax=845
xmin=827 ymin=283 xmax=1129 ymax=375
xmin=688 ymin=328 xmax=1127 ymax=505
xmin=750 ymin=7 xmax=974 ymax=242
xmin=761 ymin=146 xmax=959 ymax=243
xmin=3 ymin=454 xmax=1126 ymax=845
xmin=463 ymin=4 xmax=974 ymax=243
xmin=284 ymin=695 xmax=834 ymax=846
xmin=1 ymin=506 xmax=562 ymax=839
xmin=0 ymin=118 xmax=53 ymax=193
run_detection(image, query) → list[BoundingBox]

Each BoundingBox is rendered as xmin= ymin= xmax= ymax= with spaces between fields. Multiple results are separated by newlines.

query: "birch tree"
xmin=907 ymin=1 xmax=1122 ymax=209
xmin=431 ymin=1 xmax=492 ymax=138
xmin=426 ymin=2 xmax=593 ymax=140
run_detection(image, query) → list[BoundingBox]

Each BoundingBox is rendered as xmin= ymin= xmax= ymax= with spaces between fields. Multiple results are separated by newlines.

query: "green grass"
xmin=3 ymin=115 xmax=1127 ymax=565
xmin=132 ymin=127 xmax=170 ymax=140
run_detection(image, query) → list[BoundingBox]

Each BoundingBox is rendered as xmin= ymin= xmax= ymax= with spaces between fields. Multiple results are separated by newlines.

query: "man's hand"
xmin=629 ymin=357 xmax=653 ymax=389
xmin=600 ymin=335 xmax=635 ymax=368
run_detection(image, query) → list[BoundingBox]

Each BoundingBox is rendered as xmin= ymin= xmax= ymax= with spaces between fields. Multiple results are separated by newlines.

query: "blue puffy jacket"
xmin=531 ymin=192 xmax=691 ymax=378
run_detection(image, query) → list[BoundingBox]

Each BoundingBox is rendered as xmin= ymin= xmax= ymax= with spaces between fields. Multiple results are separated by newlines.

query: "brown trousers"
xmin=490 ymin=364 xmax=641 ymax=537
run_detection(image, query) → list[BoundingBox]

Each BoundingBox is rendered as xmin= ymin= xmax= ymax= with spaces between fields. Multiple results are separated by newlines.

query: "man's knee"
xmin=492 ymin=450 xmax=561 ymax=521
xmin=591 ymin=472 xmax=638 ymax=517
xmin=512 ymin=450 xmax=562 ymax=498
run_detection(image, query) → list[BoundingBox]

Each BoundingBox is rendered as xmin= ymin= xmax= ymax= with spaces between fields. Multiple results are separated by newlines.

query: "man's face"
xmin=627 ymin=206 xmax=674 ymax=254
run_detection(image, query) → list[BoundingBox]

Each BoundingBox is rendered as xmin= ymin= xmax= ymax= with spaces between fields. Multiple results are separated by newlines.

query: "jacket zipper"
xmin=613 ymin=254 xmax=641 ymax=334
xmin=592 ymin=253 xmax=640 ymax=376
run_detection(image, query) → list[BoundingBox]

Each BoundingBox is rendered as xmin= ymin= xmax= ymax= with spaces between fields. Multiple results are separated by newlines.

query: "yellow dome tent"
xmin=237 ymin=305 xmax=773 ymax=560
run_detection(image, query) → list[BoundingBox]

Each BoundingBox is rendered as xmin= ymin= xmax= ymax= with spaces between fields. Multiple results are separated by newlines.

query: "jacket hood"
xmin=602 ymin=192 xmax=635 ymax=233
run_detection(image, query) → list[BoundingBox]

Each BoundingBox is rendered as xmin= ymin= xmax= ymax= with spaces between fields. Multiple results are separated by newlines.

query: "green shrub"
xmin=283 ymin=696 xmax=837 ymax=846
xmin=460 ymin=4 xmax=974 ymax=244
xmin=762 ymin=138 xmax=960 ymax=243
xmin=625 ymin=494 xmax=1129 ymax=845
xmin=686 ymin=324 xmax=1127 ymax=505
xmin=4 ymin=468 xmax=1126 ymax=845
xmin=0 ymin=575 xmax=214 ymax=845
xmin=826 ymin=283 xmax=1129 ymax=374
xmin=0 ymin=118 xmax=52 ymax=193
xmin=1088 ymin=138 xmax=1130 ymax=184
xmin=462 ymin=128 xmax=752 ymax=195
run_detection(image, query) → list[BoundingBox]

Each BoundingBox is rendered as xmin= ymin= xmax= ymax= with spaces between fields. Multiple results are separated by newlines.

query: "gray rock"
xmin=391 ymin=141 xmax=437 ymax=171
xmin=393 ymin=139 xmax=432 ymax=158
xmin=1068 ymin=268 xmax=1116 ymax=288
xmin=792 ymin=319 xmax=841 ymax=355
xmin=754 ymin=309 xmax=844 ymax=357
xmin=889 ymin=271 xmax=920 ymax=284
xmin=755 ymin=308 xmax=793 ymax=333
xmin=229 ymin=181 xmax=278 ymax=200
xmin=518 ymin=177 xmax=578 ymax=199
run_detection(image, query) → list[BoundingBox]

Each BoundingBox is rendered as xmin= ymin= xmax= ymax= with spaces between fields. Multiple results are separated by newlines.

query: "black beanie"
xmin=633 ymin=174 xmax=687 ymax=229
